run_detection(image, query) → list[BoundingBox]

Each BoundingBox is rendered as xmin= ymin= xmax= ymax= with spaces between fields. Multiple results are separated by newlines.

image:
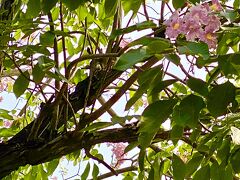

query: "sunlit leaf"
xmin=207 ymin=81 xmax=236 ymax=117
xmin=13 ymin=71 xmax=30 ymax=98
xmin=178 ymin=42 xmax=210 ymax=60
xmin=138 ymin=99 xmax=177 ymax=149
xmin=173 ymin=154 xmax=186 ymax=180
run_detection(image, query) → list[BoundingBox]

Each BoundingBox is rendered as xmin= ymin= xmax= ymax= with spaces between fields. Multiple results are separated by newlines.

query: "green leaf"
xmin=173 ymin=154 xmax=186 ymax=180
xmin=125 ymin=66 xmax=162 ymax=110
xmin=172 ymin=0 xmax=186 ymax=9
xmin=217 ymin=138 xmax=230 ymax=165
xmin=218 ymin=53 xmax=240 ymax=76
xmin=185 ymin=154 xmax=203 ymax=177
xmin=62 ymin=0 xmax=86 ymax=11
xmin=207 ymin=81 xmax=236 ymax=117
xmin=32 ymin=63 xmax=45 ymax=84
xmin=230 ymin=148 xmax=240 ymax=173
xmin=173 ymin=94 xmax=205 ymax=128
xmin=41 ymin=0 xmax=58 ymax=13
xmin=92 ymin=164 xmax=99 ymax=180
xmin=177 ymin=42 xmax=209 ymax=60
xmin=13 ymin=71 xmax=30 ymax=98
xmin=46 ymin=159 xmax=59 ymax=175
xmin=170 ymin=125 xmax=183 ymax=145
xmin=114 ymin=48 xmax=152 ymax=71
xmin=104 ymin=0 xmax=118 ymax=18
xmin=193 ymin=165 xmax=210 ymax=180
xmin=138 ymin=149 xmax=146 ymax=172
xmin=165 ymin=54 xmax=180 ymax=65
xmin=149 ymin=79 xmax=177 ymax=96
xmin=0 ymin=128 xmax=17 ymax=138
xmin=121 ymin=0 xmax=141 ymax=15
xmin=40 ymin=31 xmax=55 ymax=47
xmin=81 ymin=162 xmax=90 ymax=180
xmin=26 ymin=0 xmax=41 ymax=18
xmin=138 ymin=99 xmax=177 ymax=149
xmin=234 ymin=0 xmax=240 ymax=9
xmin=187 ymin=77 xmax=208 ymax=96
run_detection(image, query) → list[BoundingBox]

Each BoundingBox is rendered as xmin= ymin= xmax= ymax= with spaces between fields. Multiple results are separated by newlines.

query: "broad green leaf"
xmin=26 ymin=0 xmax=41 ymax=18
xmin=177 ymin=42 xmax=209 ymax=60
xmin=104 ymin=0 xmax=118 ymax=18
xmin=170 ymin=125 xmax=183 ymax=145
xmin=173 ymin=82 xmax=187 ymax=94
xmin=217 ymin=138 xmax=230 ymax=165
xmin=234 ymin=0 xmax=240 ymax=8
xmin=114 ymin=48 xmax=152 ymax=71
xmin=187 ymin=77 xmax=208 ymax=96
xmin=207 ymin=81 xmax=236 ymax=117
xmin=13 ymin=71 xmax=30 ymax=98
xmin=172 ymin=0 xmax=186 ymax=9
xmin=62 ymin=0 xmax=86 ymax=11
xmin=149 ymin=79 xmax=177 ymax=96
xmin=138 ymin=149 xmax=146 ymax=172
xmin=173 ymin=154 xmax=186 ymax=180
xmin=92 ymin=164 xmax=99 ymax=180
xmin=138 ymin=99 xmax=177 ymax=149
xmin=121 ymin=0 xmax=141 ymax=15
xmin=125 ymin=66 xmax=162 ymax=110
xmin=40 ymin=31 xmax=55 ymax=47
xmin=193 ymin=165 xmax=210 ymax=180
xmin=46 ymin=159 xmax=59 ymax=176
xmin=129 ymin=36 xmax=170 ymax=48
xmin=0 ymin=109 xmax=13 ymax=120
xmin=218 ymin=53 xmax=240 ymax=76
xmin=173 ymin=94 xmax=205 ymax=128
xmin=0 ymin=128 xmax=17 ymax=138
xmin=37 ymin=56 xmax=55 ymax=71
xmin=230 ymin=148 xmax=240 ymax=173
xmin=165 ymin=54 xmax=180 ymax=65
xmin=41 ymin=0 xmax=58 ymax=13
xmin=81 ymin=162 xmax=90 ymax=180
xmin=185 ymin=154 xmax=203 ymax=177
xmin=32 ymin=63 xmax=45 ymax=84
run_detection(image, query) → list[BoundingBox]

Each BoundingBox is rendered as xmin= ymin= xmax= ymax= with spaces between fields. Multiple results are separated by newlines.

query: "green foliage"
xmin=1 ymin=0 xmax=240 ymax=179
xmin=138 ymin=99 xmax=177 ymax=149
xmin=13 ymin=71 xmax=30 ymax=98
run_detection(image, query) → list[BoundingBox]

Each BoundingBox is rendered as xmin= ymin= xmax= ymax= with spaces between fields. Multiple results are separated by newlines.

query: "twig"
xmin=90 ymin=166 xmax=138 ymax=180
xmin=85 ymin=149 xmax=118 ymax=176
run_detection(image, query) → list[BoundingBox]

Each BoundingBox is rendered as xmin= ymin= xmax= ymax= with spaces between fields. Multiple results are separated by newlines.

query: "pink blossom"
xmin=107 ymin=143 xmax=127 ymax=167
xmin=205 ymin=15 xmax=221 ymax=32
xmin=164 ymin=10 xmax=184 ymax=39
xmin=188 ymin=4 xmax=209 ymax=25
xmin=199 ymin=30 xmax=218 ymax=48
xmin=3 ymin=120 xmax=12 ymax=128
xmin=0 ymin=96 xmax=3 ymax=102
xmin=211 ymin=0 xmax=222 ymax=11
xmin=164 ymin=2 xmax=222 ymax=49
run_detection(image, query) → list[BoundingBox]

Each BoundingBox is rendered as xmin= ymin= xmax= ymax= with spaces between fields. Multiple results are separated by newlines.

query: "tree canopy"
xmin=0 ymin=0 xmax=240 ymax=179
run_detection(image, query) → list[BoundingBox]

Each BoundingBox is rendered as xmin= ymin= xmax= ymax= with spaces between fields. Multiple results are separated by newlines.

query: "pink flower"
xmin=199 ymin=29 xmax=218 ymax=48
xmin=205 ymin=15 xmax=221 ymax=32
xmin=107 ymin=143 xmax=127 ymax=167
xmin=0 ymin=96 xmax=3 ymax=102
xmin=3 ymin=120 xmax=12 ymax=128
xmin=211 ymin=0 xmax=222 ymax=11
xmin=188 ymin=4 xmax=209 ymax=25
xmin=164 ymin=10 xmax=184 ymax=39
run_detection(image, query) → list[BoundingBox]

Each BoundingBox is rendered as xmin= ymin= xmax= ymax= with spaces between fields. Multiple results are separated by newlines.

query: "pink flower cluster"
xmin=164 ymin=1 xmax=222 ymax=48
xmin=107 ymin=143 xmax=127 ymax=167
